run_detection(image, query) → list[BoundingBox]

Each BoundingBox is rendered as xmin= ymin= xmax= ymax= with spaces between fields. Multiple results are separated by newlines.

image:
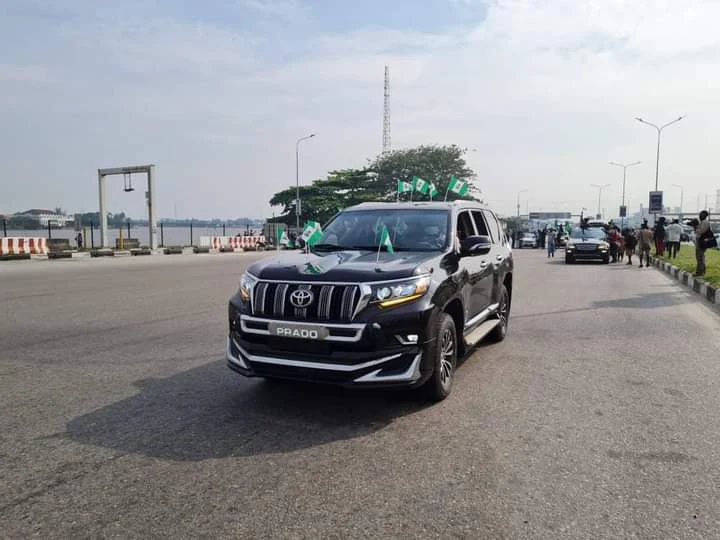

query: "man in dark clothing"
xmin=654 ymin=218 xmax=666 ymax=256
xmin=623 ymin=228 xmax=637 ymax=265
xmin=638 ymin=223 xmax=653 ymax=268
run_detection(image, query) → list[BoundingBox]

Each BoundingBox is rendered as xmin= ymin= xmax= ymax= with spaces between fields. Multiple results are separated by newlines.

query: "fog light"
xmin=395 ymin=334 xmax=419 ymax=345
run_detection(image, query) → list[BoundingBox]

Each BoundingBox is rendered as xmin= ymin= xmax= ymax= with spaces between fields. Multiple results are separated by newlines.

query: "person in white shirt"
xmin=664 ymin=218 xmax=683 ymax=259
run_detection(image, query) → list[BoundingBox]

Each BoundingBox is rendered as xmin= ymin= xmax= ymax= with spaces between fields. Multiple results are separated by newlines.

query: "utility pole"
xmin=517 ymin=189 xmax=528 ymax=218
xmin=382 ymin=66 xmax=391 ymax=155
xmin=609 ymin=161 xmax=641 ymax=227
xmin=590 ymin=184 xmax=610 ymax=220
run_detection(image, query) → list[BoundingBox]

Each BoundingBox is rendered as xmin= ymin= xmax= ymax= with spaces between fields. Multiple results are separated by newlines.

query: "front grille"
xmin=252 ymin=282 xmax=361 ymax=322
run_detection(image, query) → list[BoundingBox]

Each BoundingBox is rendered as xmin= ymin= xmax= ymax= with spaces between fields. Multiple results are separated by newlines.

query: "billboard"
xmin=649 ymin=191 xmax=663 ymax=213
xmin=619 ymin=205 xmax=627 ymax=218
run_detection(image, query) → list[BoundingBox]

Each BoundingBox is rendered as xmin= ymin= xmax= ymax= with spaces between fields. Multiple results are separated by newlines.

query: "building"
xmin=15 ymin=209 xmax=74 ymax=227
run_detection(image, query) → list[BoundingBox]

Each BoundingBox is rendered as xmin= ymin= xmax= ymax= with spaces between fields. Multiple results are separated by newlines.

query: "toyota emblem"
xmin=290 ymin=289 xmax=314 ymax=309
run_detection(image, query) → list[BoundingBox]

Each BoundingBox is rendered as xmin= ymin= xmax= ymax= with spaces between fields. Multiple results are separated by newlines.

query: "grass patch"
xmin=658 ymin=247 xmax=720 ymax=288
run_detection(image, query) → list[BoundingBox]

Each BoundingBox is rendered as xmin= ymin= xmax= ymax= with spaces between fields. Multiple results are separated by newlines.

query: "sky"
xmin=2 ymin=0 xmax=720 ymax=220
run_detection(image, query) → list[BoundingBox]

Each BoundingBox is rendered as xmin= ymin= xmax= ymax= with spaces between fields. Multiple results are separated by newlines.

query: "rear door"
xmin=482 ymin=209 xmax=512 ymax=306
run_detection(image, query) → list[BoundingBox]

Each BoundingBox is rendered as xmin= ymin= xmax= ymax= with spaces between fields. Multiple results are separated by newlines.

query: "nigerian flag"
xmin=379 ymin=225 xmax=394 ymax=254
xmin=397 ymin=179 xmax=412 ymax=193
xmin=276 ymin=228 xmax=289 ymax=246
xmin=448 ymin=176 xmax=469 ymax=197
xmin=412 ymin=176 xmax=430 ymax=194
xmin=301 ymin=220 xmax=323 ymax=246
xmin=428 ymin=182 xmax=439 ymax=199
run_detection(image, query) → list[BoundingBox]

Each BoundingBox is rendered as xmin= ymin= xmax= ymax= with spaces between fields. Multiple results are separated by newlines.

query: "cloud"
xmin=2 ymin=0 xmax=720 ymax=218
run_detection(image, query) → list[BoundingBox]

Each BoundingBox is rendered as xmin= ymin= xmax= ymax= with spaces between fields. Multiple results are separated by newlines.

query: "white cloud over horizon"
xmin=2 ymin=0 xmax=720 ymax=219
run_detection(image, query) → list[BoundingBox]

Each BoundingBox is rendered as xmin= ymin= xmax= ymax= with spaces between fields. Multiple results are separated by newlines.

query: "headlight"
xmin=370 ymin=276 xmax=431 ymax=308
xmin=239 ymin=272 xmax=258 ymax=302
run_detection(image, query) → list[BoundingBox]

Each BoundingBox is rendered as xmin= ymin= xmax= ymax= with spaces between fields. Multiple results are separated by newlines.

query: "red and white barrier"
xmin=200 ymin=236 xmax=266 ymax=250
xmin=0 ymin=237 xmax=48 ymax=256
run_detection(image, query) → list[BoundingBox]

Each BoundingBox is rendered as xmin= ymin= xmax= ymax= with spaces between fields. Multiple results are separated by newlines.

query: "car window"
xmin=483 ymin=210 xmax=504 ymax=245
xmin=470 ymin=211 xmax=491 ymax=238
xmin=457 ymin=211 xmax=475 ymax=241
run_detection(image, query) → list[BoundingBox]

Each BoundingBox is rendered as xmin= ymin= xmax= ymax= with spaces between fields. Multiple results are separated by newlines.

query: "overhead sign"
xmin=619 ymin=205 xmax=627 ymax=218
xmin=528 ymin=212 xmax=572 ymax=220
xmin=649 ymin=191 xmax=663 ymax=213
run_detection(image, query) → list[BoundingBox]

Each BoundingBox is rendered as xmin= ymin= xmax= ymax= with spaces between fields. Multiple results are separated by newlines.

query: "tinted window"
xmin=471 ymin=211 xmax=490 ymax=237
xmin=457 ymin=211 xmax=475 ymax=241
xmin=319 ymin=209 xmax=450 ymax=251
xmin=483 ymin=210 xmax=504 ymax=244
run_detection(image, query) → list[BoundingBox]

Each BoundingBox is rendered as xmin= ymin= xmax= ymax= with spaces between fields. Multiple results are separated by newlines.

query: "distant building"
xmin=16 ymin=209 xmax=74 ymax=227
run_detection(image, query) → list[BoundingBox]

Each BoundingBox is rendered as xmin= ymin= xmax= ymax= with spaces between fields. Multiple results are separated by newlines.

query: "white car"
xmin=519 ymin=233 xmax=537 ymax=249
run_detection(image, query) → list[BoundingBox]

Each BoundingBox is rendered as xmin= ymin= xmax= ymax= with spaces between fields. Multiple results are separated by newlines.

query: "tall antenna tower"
xmin=382 ymin=65 xmax=391 ymax=155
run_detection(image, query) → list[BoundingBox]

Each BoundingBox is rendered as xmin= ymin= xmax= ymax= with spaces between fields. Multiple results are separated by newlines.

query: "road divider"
xmin=0 ymin=237 xmax=48 ymax=256
xmin=650 ymin=256 xmax=718 ymax=306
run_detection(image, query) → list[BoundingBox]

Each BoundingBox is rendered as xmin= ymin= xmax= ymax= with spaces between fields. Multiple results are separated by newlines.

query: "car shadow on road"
xmin=65 ymin=361 xmax=427 ymax=462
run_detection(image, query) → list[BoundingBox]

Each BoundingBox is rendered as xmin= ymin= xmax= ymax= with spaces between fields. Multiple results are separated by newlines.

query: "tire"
xmin=421 ymin=313 xmax=457 ymax=402
xmin=487 ymin=284 xmax=510 ymax=343
xmin=565 ymin=255 xmax=574 ymax=264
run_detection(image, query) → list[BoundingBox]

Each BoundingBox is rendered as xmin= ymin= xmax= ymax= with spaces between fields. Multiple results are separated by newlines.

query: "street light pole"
xmin=671 ymin=183 xmax=684 ymax=220
xmin=516 ymin=189 xmax=528 ymax=218
xmin=295 ymin=133 xmax=316 ymax=232
xmin=590 ymin=184 xmax=610 ymax=220
xmin=609 ymin=161 xmax=642 ymax=227
xmin=635 ymin=116 xmax=684 ymax=220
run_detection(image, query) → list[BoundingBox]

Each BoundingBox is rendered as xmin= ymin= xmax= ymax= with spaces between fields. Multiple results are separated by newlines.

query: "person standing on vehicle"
xmin=665 ymin=218 xmax=683 ymax=259
xmin=637 ymin=222 xmax=653 ymax=268
xmin=546 ymin=228 xmax=556 ymax=258
xmin=694 ymin=210 xmax=712 ymax=277
xmin=653 ymin=217 xmax=666 ymax=257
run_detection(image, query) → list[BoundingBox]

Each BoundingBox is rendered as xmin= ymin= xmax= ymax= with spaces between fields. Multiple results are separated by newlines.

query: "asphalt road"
xmin=2 ymin=250 xmax=720 ymax=538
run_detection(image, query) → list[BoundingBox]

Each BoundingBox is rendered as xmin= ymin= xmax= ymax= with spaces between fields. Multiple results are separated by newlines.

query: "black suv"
xmin=227 ymin=202 xmax=513 ymax=401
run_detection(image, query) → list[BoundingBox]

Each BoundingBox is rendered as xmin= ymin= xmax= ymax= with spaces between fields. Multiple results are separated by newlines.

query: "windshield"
xmin=315 ymin=209 xmax=450 ymax=252
xmin=570 ymin=227 xmax=606 ymax=240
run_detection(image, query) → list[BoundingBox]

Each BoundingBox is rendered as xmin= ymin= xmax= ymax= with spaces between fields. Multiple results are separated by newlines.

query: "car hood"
xmin=568 ymin=238 xmax=608 ymax=246
xmin=247 ymin=250 xmax=439 ymax=282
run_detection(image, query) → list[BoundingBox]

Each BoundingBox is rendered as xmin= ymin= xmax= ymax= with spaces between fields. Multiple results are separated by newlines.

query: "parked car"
xmin=226 ymin=201 xmax=514 ymax=401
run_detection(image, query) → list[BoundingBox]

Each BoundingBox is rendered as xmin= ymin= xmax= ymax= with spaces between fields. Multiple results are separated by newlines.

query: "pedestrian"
xmin=665 ymin=218 xmax=683 ymax=259
xmin=76 ymin=231 xmax=83 ymax=250
xmin=608 ymin=226 xmax=620 ymax=263
xmin=654 ymin=217 xmax=666 ymax=256
xmin=694 ymin=210 xmax=715 ymax=277
xmin=637 ymin=222 xmax=653 ymax=268
xmin=623 ymin=228 xmax=637 ymax=265
xmin=546 ymin=228 xmax=556 ymax=258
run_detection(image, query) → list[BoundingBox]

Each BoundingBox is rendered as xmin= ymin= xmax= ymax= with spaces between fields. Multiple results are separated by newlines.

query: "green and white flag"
xmin=397 ymin=179 xmax=412 ymax=193
xmin=428 ymin=182 xmax=439 ymax=199
xmin=301 ymin=220 xmax=323 ymax=247
xmin=412 ymin=176 xmax=430 ymax=194
xmin=447 ymin=176 xmax=469 ymax=198
xmin=276 ymin=228 xmax=289 ymax=246
xmin=379 ymin=225 xmax=394 ymax=254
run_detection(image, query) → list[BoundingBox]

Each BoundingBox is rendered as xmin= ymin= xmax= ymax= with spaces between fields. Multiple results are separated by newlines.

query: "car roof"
xmin=346 ymin=201 xmax=489 ymax=213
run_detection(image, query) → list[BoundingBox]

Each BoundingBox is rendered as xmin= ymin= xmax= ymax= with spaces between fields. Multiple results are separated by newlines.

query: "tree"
xmin=269 ymin=145 xmax=479 ymax=226
xmin=370 ymin=144 xmax=479 ymax=201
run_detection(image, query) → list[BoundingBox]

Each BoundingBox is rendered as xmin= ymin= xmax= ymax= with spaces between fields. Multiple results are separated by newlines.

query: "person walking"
xmin=694 ymin=210 xmax=713 ymax=277
xmin=546 ymin=228 xmax=556 ymax=258
xmin=623 ymin=227 xmax=637 ymax=265
xmin=665 ymin=218 xmax=683 ymax=259
xmin=637 ymin=222 xmax=653 ymax=268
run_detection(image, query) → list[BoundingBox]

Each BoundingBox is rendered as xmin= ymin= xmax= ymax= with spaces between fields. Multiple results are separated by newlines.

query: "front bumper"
xmin=226 ymin=297 xmax=436 ymax=389
xmin=566 ymin=248 xmax=608 ymax=260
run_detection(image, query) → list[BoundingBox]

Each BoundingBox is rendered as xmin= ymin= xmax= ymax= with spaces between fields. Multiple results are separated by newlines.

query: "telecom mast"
xmin=382 ymin=65 xmax=391 ymax=155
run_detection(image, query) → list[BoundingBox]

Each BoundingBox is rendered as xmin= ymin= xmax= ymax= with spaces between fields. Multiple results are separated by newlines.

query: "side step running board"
xmin=464 ymin=319 xmax=500 ymax=347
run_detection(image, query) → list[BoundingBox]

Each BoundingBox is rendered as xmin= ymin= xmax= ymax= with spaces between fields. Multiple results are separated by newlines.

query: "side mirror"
xmin=461 ymin=235 xmax=492 ymax=256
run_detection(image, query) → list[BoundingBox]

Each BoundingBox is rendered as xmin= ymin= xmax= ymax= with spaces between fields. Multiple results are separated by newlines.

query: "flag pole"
xmin=444 ymin=185 xmax=450 ymax=202
xmin=376 ymin=238 xmax=382 ymax=265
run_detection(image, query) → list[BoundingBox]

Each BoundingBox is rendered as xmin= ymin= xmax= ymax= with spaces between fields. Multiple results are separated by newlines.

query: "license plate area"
xmin=268 ymin=322 xmax=329 ymax=340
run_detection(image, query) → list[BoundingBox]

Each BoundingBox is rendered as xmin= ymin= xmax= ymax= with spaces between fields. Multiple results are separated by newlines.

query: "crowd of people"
xmin=510 ymin=210 xmax=716 ymax=278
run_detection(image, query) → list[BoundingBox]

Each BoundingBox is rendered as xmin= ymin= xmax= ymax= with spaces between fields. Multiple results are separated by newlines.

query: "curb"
xmin=650 ymin=256 xmax=718 ymax=305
